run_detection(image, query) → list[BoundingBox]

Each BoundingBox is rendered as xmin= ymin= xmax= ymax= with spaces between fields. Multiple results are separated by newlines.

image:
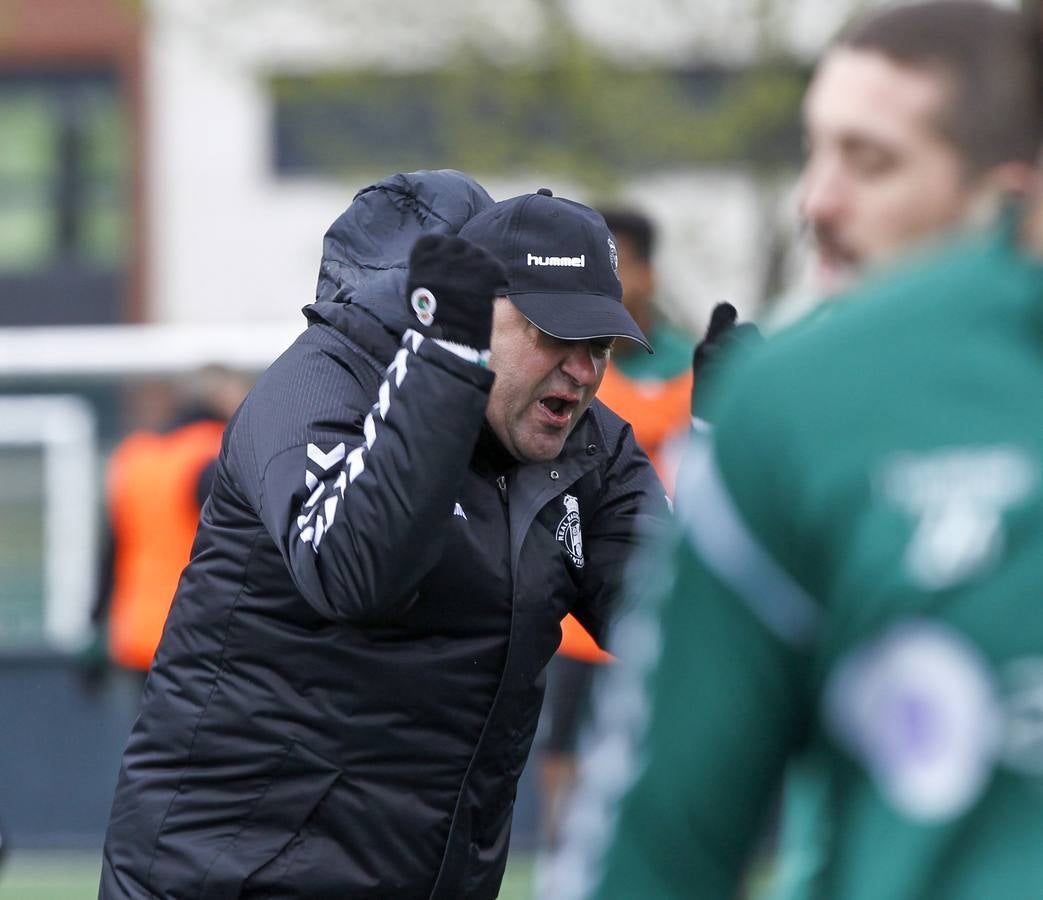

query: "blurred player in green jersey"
xmin=547 ymin=3 xmax=1043 ymax=899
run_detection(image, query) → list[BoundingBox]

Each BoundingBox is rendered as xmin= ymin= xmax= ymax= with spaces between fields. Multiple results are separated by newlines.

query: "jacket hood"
xmin=310 ymin=169 xmax=494 ymax=336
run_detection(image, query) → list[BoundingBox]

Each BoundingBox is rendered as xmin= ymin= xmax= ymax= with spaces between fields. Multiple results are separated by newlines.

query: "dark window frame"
xmin=0 ymin=68 xmax=130 ymax=325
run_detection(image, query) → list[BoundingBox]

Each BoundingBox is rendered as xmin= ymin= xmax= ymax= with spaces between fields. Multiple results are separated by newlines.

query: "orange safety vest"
xmin=558 ymin=612 xmax=613 ymax=663
xmin=557 ymin=362 xmax=693 ymax=664
xmin=596 ymin=361 xmax=692 ymax=492
xmin=106 ymin=419 xmax=225 ymax=671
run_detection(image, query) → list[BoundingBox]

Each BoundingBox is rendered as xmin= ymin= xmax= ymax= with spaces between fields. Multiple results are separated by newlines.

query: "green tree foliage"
xmin=272 ymin=32 xmax=806 ymax=191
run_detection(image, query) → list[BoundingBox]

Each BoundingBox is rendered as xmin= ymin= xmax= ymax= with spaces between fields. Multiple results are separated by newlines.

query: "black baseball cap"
xmin=458 ymin=188 xmax=652 ymax=352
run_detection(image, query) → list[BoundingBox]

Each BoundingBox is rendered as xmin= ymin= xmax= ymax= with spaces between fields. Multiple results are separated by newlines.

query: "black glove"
xmin=691 ymin=302 xmax=764 ymax=418
xmin=405 ymin=234 xmax=507 ymax=351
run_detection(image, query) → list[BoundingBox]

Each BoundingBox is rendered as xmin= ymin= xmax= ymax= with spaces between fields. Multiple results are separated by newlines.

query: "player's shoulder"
xmin=713 ymin=227 xmax=1008 ymax=430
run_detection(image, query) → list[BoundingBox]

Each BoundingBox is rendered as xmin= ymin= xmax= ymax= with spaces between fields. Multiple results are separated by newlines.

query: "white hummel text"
xmin=527 ymin=253 xmax=585 ymax=268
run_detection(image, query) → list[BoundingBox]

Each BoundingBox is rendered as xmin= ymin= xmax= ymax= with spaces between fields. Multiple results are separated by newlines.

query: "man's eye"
xmin=846 ymin=144 xmax=894 ymax=178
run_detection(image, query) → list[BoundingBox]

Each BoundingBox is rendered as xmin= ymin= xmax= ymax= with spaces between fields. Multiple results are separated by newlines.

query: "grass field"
xmin=0 ymin=851 xmax=535 ymax=899
xmin=0 ymin=853 xmax=101 ymax=900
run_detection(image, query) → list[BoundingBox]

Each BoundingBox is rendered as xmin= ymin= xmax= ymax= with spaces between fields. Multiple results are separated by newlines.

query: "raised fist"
xmin=405 ymin=234 xmax=508 ymax=351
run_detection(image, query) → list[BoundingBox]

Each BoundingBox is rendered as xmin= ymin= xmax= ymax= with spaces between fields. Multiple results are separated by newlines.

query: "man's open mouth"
xmin=538 ymin=394 xmax=578 ymax=426
xmin=813 ymin=228 xmax=859 ymax=272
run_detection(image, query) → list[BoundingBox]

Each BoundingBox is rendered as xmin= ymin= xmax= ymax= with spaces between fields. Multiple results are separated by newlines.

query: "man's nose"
xmin=560 ymin=341 xmax=600 ymax=387
xmin=799 ymin=156 xmax=845 ymax=226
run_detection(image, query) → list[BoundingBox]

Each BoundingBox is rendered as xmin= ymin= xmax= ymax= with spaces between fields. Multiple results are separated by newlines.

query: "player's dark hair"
xmin=839 ymin=0 xmax=1043 ymax=174
xmin=600 ymin=208 xmax=656 ymax=263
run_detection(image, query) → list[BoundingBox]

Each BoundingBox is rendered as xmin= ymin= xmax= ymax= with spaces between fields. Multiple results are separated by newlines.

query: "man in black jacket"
xmin=99 ymin=170 xmax=667 ymax=900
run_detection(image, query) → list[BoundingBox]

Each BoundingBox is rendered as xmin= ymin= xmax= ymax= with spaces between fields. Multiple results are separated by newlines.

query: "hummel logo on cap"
xmin=527 ymin=253 xmax=586 ymax=268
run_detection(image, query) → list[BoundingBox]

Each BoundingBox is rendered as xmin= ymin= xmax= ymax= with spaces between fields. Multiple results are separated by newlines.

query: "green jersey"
xmin=552 ymin=225 xmax=1043 ymax=900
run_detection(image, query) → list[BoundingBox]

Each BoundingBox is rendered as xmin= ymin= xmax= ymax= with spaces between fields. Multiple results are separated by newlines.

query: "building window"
xmin=0 ymin=70 xmax=131 ymax=324
xmin=270 ymin=64 xmax=805 ymax=183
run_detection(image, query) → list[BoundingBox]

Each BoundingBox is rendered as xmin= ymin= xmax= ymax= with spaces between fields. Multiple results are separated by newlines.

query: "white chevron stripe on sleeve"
xmin=297 ymin=331 xmax=426 ymax=552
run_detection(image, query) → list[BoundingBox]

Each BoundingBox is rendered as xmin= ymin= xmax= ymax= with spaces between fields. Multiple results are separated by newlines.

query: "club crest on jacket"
xmin=556 ymin=493 xmax=584 ymax=568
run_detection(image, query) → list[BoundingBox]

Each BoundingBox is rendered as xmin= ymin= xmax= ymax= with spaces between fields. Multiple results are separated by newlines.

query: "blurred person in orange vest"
xmin=539 ymin=208 xmax=694 ymax=848
xmin=84 ymin=365 xmax=251 ymax=682
xmin=597 ymin=208 xmax=693 ymax=494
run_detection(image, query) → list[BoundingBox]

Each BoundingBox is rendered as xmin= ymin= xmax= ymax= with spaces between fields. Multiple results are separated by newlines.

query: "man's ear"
xmin=642 ymin=264 xmax=658 ymax=305
xmin=965 ymin=160 xmax=1037 ymax=227
xmin=987 ymin=160 xmax=1038 ymax=197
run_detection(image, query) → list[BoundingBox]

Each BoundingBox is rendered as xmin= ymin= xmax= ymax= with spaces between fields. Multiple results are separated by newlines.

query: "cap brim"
xmin=508 ymin=292 xmax=653 ymax=353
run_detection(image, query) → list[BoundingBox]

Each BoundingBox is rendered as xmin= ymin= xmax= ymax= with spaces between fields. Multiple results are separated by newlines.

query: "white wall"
xmin=147 ymin=6 xmax=335 ymax=326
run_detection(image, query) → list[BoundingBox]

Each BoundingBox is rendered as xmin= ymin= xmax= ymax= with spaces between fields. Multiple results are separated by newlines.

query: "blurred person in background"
xmin=544 ymin=3 xmax=1043 ymax=898
xmin=99 ymin=172 xmax=668 ymax=899
xmin=83 ymin=365 xmax=251 ymax=684
xmin=596 ymin=207 xmax=693 ymax=492
xmin=539 ymin=206 xmax=692 ymax=849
